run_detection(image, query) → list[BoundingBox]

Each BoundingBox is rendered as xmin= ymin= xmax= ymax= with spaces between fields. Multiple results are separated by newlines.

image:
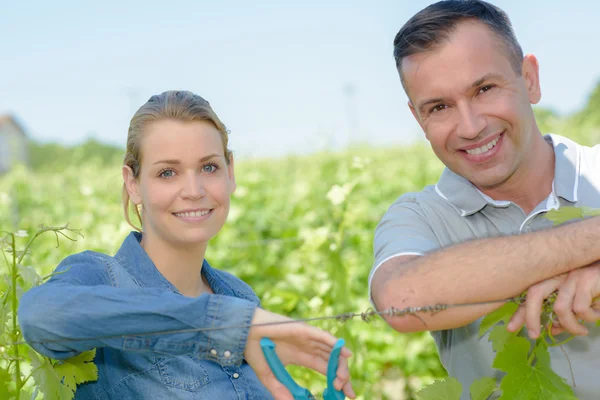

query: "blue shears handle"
xmin=260 ymin=337 xmax=345 ymax=400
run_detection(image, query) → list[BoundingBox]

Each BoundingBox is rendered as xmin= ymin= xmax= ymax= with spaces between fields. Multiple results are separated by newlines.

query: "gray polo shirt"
xmin=369 ymin=134 xmax=600 ymax=399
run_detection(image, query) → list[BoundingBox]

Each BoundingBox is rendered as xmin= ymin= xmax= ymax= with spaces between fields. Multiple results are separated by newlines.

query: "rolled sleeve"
xmin=200 ymin=294 xmax=257 ymax=366
xmin=369 ymin=198 xmax=440 ymax=303
xmin=19 ymin=253 xmax=258 ymax=366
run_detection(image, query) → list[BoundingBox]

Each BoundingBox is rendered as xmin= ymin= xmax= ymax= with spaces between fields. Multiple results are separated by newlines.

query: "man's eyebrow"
xmin=471 ymin=73 xmax=503 ymax=89
xmin=152 ymin=154 xmax=221 ymax=165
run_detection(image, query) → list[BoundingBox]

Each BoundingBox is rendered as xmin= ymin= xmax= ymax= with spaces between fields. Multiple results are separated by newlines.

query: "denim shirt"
xmin=19 ymin=231 xmax=274 ymax=399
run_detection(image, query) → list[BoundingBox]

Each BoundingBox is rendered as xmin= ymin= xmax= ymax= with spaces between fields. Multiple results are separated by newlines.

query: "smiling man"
xmin=368 ymin=0 xmax=600 ymax=398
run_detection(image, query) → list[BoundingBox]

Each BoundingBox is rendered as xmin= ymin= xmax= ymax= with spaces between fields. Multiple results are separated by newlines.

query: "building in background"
xmin=0 ymin=114 xmax=29 ymax=174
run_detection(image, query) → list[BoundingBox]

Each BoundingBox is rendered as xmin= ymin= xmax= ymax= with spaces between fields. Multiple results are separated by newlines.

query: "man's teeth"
xmin=175 ymin=210 xmax=210 ymax=218
xmin=466 ymin=137 xmax=499 ymax=155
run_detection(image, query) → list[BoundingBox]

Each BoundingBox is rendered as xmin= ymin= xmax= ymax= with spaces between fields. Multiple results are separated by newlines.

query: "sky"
xmin=1 ymin=0 xmax=599 ymax=158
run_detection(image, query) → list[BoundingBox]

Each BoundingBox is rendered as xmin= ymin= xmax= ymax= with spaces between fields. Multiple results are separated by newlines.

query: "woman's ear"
xmin=227 ymin=154 xmax=236 ymax=194
xmin=122 ymin=165 xmax=142 ymax=205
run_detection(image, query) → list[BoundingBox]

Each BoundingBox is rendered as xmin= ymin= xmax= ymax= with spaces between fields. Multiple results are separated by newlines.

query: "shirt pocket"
xmin=156 ymin=355 xmax=211 ymax=392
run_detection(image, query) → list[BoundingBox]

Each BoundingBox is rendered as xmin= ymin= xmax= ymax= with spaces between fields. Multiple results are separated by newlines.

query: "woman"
xmin=19 ymin=90 xmax=355 ymax=399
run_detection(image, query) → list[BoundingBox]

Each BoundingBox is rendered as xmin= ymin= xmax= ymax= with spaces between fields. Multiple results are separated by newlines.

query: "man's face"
xmin=402 ymin=21 xmax=541 ymax=190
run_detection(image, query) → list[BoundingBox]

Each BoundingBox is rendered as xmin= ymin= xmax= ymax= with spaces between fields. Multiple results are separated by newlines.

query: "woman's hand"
xmin=244 ymin=308 xmax=356 ymax=400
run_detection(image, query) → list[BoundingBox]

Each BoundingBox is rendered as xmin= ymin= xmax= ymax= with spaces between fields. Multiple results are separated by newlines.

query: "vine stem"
xmin=11 ymin=234 xmax=21 ymax=400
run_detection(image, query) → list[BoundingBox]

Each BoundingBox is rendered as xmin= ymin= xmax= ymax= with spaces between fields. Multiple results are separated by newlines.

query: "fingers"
xmin=550 ymin=321 xmax=565 ymax=337
xmin=554 ymin=275 xmax=588 ymax=336
xmin=524 ymin=279 xmax=561 ymax=339
xmin=572 ymin=282 xmax=599 ymax=324
xmin=334 ymin=353 xmax=356 ymax=398
xmin=261 ymin=373 xmax=295 ymax=400
xmin=507 ymin=304 xmax=525 ymax=332
xmin=294 ymin=350 xmax=329 ymax=375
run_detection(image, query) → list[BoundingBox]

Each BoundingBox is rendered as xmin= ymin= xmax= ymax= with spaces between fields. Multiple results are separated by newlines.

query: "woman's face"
xmin=124 ymin=119 xmax=235 ymax=249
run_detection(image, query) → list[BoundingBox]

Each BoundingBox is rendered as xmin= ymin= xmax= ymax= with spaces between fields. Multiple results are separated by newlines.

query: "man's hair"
xmin=393 ymin=0 xmax=524 ymax=91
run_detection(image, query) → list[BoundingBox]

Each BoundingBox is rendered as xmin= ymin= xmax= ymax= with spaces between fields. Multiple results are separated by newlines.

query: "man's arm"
xmin=371 ymin=216 xmax=600 ymax=333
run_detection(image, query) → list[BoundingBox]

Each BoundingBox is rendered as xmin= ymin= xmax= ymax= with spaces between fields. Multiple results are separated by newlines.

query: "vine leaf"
xmin=0 ymin=367 xmax=12 ymax=399
xmin=543 ymin=206 xmax=600 ymax=226
xmin=493 ymin=337 xmax=577 ymax=399
xmin=54 ymin=349 xmax=98 ymax=396
xmin=489 ymin=324 xmax=516 ymax=353
xmin=29 ymin=349 xmax=72 ymax=399
xmin=416 ymin=377 xmax=462 ymax=400
xmin=470 ymin=376 xmax=498 ymax=400
xmin=479 ymin=302 xmax=519 ymax=338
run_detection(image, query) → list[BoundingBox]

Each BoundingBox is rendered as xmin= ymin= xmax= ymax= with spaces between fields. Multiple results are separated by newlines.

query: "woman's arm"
xmin=18 ymin=252 xmax=256 ymax=366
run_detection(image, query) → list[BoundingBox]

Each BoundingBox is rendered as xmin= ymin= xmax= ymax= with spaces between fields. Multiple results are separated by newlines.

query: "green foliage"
xmin=534 ymin=79 xmax=600 ymax=146
xmin=27 ymin=138 xmax=123 ymax=171
xmin=469 ymin=377 xmax=497 ymax=400
xmin=543 ymin=206 xmax=600 ymax=226
xmin=53 ymin=350 xmax=98 ymax=397
xmin=416 ymin=377 xmax=462 ymax=400
xmin=0 ymin=227 xmax=99 ymax=400
xmin=478 ymin=302 xmax=519 ymax=338
xmin=493 ymin=338 xmax=576 ymax=400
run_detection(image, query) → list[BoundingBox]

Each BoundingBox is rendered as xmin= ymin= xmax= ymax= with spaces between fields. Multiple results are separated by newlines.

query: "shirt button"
xmin=224 ymin=350 xmax=232 ymax=358
xmin=210 ymin=349 xmax=218 ymax=356
xmin=233 ymin=373 xmax=240 ymax=379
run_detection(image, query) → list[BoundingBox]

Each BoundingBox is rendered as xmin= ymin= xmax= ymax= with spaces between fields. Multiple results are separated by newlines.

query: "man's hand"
xmin=507 ymin=262 xmax=600 ymax=338
xmin=244 ymin=308 xmax=356 ymax=400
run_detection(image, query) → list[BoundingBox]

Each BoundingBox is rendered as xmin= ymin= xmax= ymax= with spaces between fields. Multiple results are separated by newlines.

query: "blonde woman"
xmin=19 ymin=90 xmax=355 ymax=400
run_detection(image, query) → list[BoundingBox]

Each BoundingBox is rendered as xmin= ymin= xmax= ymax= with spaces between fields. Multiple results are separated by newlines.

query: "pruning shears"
xmin=260 ymin=337 xmax=346 ymax=400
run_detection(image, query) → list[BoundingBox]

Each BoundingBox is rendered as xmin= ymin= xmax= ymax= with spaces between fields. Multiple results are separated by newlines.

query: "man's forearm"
xmin=372 ymin=216 xmax=600 ymax=332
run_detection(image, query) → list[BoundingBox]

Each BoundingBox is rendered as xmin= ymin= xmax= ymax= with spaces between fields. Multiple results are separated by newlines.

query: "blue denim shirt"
xmin=19 ymin=231 xmax=274 ymax=399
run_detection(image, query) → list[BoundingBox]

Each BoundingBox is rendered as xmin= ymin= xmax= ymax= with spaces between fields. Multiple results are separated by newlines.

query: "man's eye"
xmin=431 ymin=104 xmax=447 ymax=113
xmin=479 ymin=85 xmax=494 ymax=94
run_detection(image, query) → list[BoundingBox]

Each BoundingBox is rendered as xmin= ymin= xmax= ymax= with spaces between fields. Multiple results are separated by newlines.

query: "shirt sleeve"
xmin=368 ymin=197 xmax=441 ymax=304
xmin=18 ymin=251 xmax=256 ymax=366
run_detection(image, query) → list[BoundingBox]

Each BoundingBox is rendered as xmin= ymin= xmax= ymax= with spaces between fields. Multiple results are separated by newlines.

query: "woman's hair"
xmin=122 ymin=90 xmax=232 ymax=231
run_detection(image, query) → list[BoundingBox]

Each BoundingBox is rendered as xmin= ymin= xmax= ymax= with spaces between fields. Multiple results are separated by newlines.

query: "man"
xmin=369 ymin=0 xmax=600 ymax=398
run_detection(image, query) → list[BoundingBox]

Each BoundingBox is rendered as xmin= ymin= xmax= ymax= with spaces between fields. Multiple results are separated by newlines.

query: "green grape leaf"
xmin=543 ymin=206 xmax=600 ymax=226
xmin=416 ymin=377 xmax=462 ymax=400
xmin=489 ymin=324 xmax=517 ymax=352
xmin=18 ymin=265 xmax=43 ymax=290
xmin=479 ymin=302 xmax=519 ymax=338
xmin=493 ymin=338 xmax=576 ymax=399
xmin=54 ymin=349 xmax=98 ymax=395
xmin=470 ymin=376 xmax=497 ymax=400
xmin=29 ymin=349 xmax=73 ymax=400
xmin=0 ymin=367 xmax=12 ymax=399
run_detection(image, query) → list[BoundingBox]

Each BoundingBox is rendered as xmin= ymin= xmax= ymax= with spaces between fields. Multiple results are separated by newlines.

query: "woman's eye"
xmin=202 ymin=164 xmax=218 ymax=173
xmin=159 ymin=169 xmax=174 ymax=178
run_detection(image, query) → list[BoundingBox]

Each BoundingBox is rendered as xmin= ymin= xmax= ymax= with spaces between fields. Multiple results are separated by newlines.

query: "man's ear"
xmin=408 ymin=100 xmax=425 ymax=131
xmin=522 ymin=54 xmax=541 ymax=105
xmin=122 ymin=165 xmax=142 ymax=205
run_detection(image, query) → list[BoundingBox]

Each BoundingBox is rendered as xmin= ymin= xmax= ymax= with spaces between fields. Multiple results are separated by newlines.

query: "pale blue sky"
xmin=1 ymin=0 xmax=598 ymax=157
